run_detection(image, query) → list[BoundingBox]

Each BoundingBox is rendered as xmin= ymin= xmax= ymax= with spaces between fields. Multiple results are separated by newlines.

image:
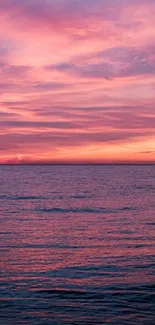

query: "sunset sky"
xmin=0 ymin=0 xmax=155 ymax=164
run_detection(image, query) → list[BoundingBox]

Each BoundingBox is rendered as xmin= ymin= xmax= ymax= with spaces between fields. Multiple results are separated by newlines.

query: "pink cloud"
xmin=0 ymin=0 xmax=155 ymax=163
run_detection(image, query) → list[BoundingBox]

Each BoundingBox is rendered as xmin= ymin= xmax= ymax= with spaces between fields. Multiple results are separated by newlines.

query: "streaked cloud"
xmin=0 ymin=0 xmax=154 ymax=163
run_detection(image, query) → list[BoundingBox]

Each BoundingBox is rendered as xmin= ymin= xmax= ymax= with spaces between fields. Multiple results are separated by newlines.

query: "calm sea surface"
xmin=0 ymin=165 xmax=155 ymax=324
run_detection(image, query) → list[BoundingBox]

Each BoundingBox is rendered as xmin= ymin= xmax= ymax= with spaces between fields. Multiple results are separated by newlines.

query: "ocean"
xmin=0 ymin=165 xmax=155 ymax=324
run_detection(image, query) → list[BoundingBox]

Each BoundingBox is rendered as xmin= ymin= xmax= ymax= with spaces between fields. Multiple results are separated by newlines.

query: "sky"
xmin=0 ymin=0 xmax=155 ymax=164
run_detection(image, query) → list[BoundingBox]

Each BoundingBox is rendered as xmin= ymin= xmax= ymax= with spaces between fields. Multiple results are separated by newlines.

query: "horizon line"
xmin=0 ymin=163 xmax=155 ymax=166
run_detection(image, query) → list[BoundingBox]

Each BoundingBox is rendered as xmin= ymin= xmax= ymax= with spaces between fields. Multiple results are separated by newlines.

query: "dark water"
xmin=0 ymin=165 xmax=155 ymax=324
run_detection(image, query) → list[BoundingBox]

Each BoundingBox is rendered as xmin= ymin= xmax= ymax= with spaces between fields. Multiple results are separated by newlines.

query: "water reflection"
xmin=0 ymin=165 xmax=155 ymax=324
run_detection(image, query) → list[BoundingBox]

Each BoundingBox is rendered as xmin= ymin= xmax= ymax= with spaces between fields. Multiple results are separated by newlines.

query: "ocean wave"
xmin=35 ymin=206 xmax=136 ymax=214
xmin=0 ymin=195 xmax=48 ymax=200
xmin=33 ymin=283 xmax=155 ymax=303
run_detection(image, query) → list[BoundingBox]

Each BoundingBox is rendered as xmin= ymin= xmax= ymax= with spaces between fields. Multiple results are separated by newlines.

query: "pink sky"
xmin=0 ymin=0 xmax=155 ymax=163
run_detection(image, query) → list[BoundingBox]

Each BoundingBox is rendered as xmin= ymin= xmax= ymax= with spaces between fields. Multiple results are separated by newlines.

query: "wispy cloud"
xmin=0 ymin=0 xmax=155 ymax=163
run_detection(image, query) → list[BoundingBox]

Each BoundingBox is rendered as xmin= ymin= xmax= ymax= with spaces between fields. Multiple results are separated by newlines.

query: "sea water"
xmin=0 ymin=165 xmax=155 ymax=324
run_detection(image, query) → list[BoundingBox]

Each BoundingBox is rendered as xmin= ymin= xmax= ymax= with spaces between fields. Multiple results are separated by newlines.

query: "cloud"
xmin=0 ymin=0 xmax=155 ymax=162
xmin=0 ymin=120 xmax=79 ymax=130
xmin=33 ymin=82 xmax=70 ymax=91
xmin=48 ymin=42 xmax=155 ymax=79
xmin=0 ymin=129 xmax=151 ymax=153
xmin=140 ymin=151 xmax=155 ymax=154
xmin=0 ymin=0 xmax=154 ymax=47
xmin=0 ymin=111 xmax=19 ymax=118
